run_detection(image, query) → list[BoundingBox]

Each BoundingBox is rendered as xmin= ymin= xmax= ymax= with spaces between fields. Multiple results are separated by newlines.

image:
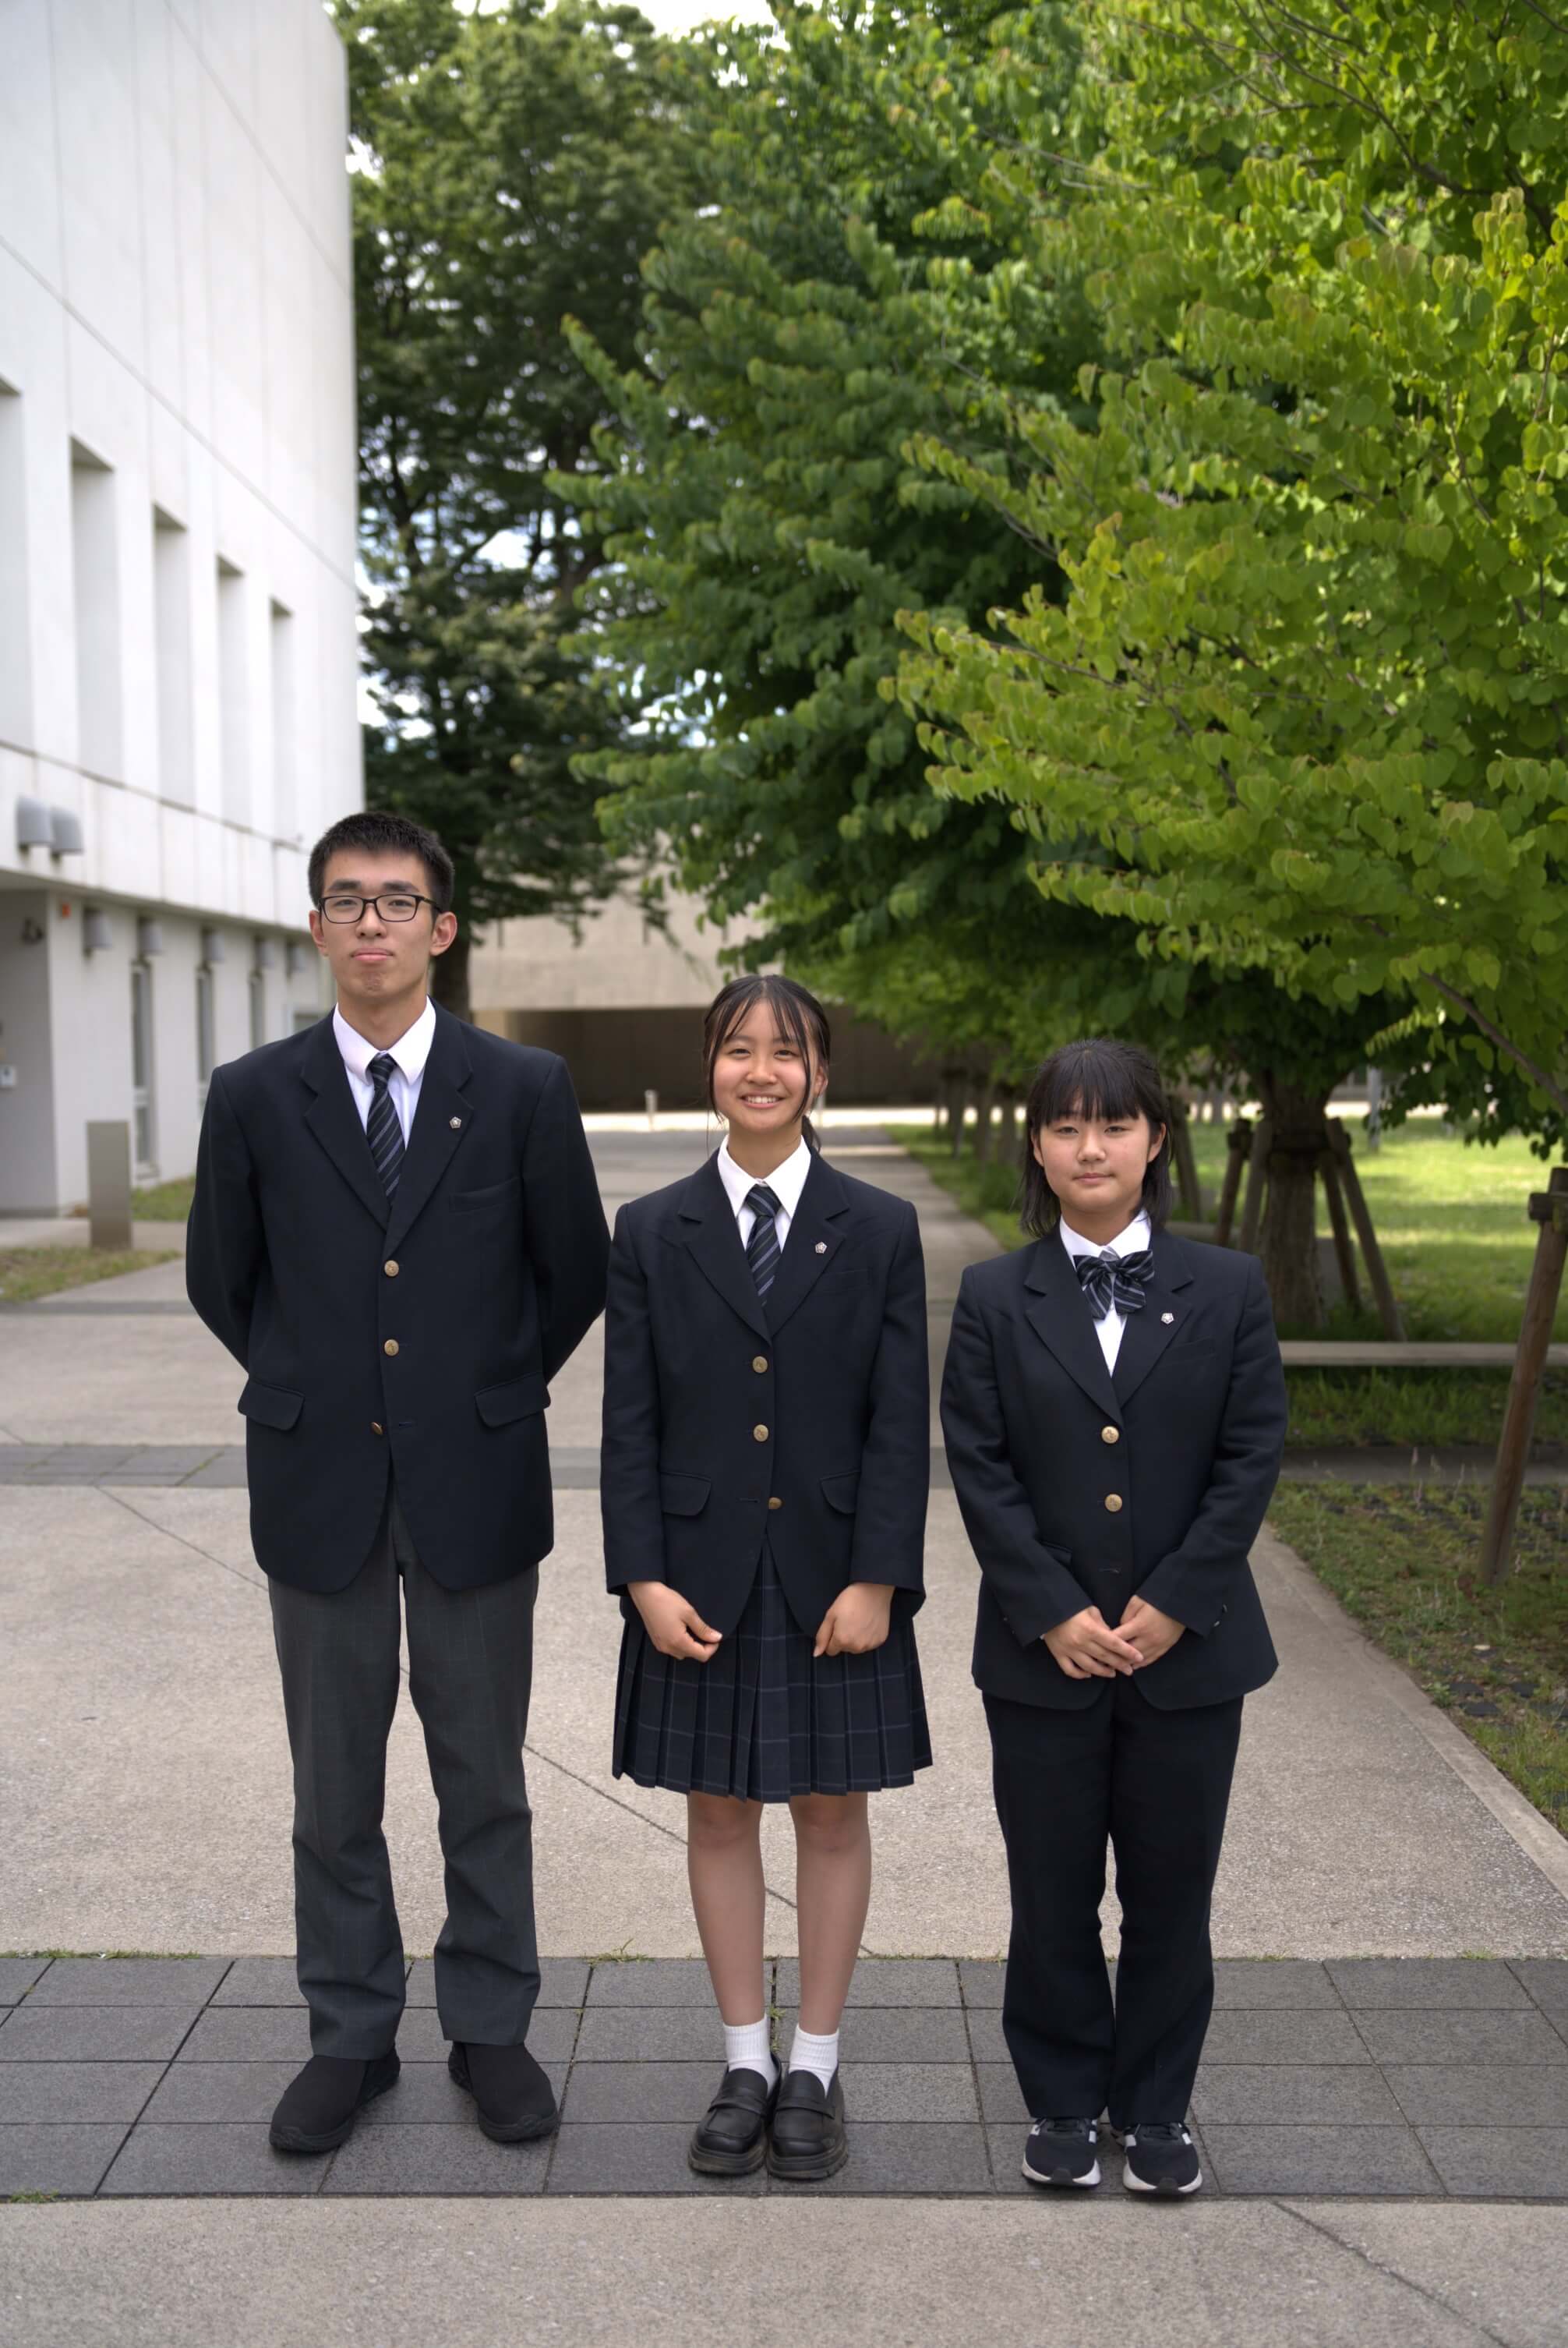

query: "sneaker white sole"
xmin=1022 ymin=2155 xmax=1101 ymax=2188
xmin=1122 ymin=2162 xmax=1202 ymax=2195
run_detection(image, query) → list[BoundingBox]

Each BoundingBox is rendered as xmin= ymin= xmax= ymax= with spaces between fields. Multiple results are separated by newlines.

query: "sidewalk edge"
xmin=1255 ymin=1522 xmax=1568 ymax=1908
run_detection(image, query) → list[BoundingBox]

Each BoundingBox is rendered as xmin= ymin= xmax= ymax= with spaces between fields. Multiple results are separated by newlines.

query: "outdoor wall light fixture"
xmin=136 ymin=918 xmax=164 ymax=957
xmin=15 ymin=797 xmax=53 ymax=850
xmin=83 ymin=908 xmax=113 ymax=955
xmin=285 ymin=941 xmax=307 ymax=978
xmin=48 ymin=808 xmax=84 ymax=856
xmin=200 ymin=928 xmax=225 ymax=964
xmin=254 ymin=938 xmax=277 ymax=973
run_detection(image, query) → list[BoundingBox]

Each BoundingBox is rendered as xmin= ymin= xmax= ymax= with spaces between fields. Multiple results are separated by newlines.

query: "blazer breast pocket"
xmin=1163 ymin=1338 xmax=1224 ymax=1367
xmin=452 ymin=1173 xmax=522 ymax=1214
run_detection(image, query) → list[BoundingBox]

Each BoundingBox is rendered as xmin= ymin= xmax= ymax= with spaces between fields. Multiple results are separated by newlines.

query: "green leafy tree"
xmin=335 ymin=0 xmax=697 ymax=1016
xmin=895 ymin=0 xmax=1568 ymax=1175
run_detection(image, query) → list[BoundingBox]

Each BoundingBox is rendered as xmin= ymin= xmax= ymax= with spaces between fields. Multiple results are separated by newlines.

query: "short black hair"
xmin=308 ymin=810 xmax=454 ymax=914
xmin=1018 ymin=1038 xmax=1173 ymax=1237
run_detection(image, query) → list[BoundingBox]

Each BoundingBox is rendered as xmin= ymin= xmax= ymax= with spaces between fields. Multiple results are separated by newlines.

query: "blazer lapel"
xmin=1111 ymin=1228 xmax=1199 ymax=1407
xmin=761 ymin=1153 xmax=852 ymax=1335
xmin=1022 ymin=1236 xmax=1122 ymax=1424
xmin=383 ymin=1006 xmax=475 ymax=1256
xmin=678 ymin=1156 xmax=772 ymax=1343
xmin=302 ymin=1015 xmax=390 ymax=1231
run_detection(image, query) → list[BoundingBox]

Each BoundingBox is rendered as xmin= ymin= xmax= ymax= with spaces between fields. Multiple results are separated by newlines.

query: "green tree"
xmin=335 ymin=0 xmax=697 ymax=1017
xmin=895 ymin=0 xmax=1568 ymax=1163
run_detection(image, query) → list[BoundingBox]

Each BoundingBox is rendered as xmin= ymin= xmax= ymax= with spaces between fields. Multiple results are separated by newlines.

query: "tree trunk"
xmin=430 ymin=928 xmax=475 ymax=1023
xmin=972 ymin=1078 xmax=998 ymax=1165
xmin=1253 ymin=1077 xmax=1331 ymax=1331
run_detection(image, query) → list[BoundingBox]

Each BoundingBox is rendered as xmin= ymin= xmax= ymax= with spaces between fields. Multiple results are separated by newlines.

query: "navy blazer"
xmin=600 ymin=1151 xmax=929 ymax=1636
xmin=940 ymin=1225 xmax=1286 ymax=1710
xmin=186 ymin=1006 xmax=608 ymax=1594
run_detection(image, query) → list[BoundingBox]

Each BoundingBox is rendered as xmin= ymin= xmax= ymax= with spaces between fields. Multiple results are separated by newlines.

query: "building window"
xmin=154 ymin=508 xmax=194 ymax=806
xmin=216 ymin=557 xmax=249 ymax=825
xmin=248 ymin=967 xmax=265 ymax=1051
xmin=270 ymin=599 xmax=295 ymax=841
xmin=0 ymin=378 xmax=30 ymax=751
xmin=71 ymin=440 xmax=123 ymax=782
xmin=196 ymin=964 xmax=216 ymax=1108
xmin=130 ymin=962 xmax=157 ymax=1176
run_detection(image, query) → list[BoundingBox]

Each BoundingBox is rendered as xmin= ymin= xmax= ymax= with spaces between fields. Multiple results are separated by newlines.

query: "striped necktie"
xmin=366 ymin=1052 xmax=405 ymax=1197
xmin=745 ymin=1183 xmax=782 ymax=1299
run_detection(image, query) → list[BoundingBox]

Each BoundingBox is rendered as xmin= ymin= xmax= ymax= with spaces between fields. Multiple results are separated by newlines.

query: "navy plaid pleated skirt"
xmin=613 ymin=1541 xmax=932 ymax=1801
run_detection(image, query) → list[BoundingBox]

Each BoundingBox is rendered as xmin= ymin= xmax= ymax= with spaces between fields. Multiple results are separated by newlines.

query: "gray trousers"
xmin=267 ymin=1489 xmax=540 ymax=2058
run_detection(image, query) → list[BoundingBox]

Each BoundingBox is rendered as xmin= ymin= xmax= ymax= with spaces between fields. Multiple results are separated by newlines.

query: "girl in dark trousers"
xmin=941 ymin=1040 xmax=1287 ymax=2196
xmin=601 ymin=977 xmax=931 ymax=2182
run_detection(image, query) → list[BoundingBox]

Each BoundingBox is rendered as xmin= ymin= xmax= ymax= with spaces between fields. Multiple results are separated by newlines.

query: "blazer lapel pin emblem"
xmin=1161 ymin=1310 xmax=1174 ymax=1324
xmin=450 ymin=1116 xmax=462 ymax=1129
xmin=814 ymin=1241 xmax=827 ymax=1254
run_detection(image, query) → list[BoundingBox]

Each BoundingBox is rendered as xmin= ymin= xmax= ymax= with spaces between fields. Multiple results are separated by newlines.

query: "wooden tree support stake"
xmin=1481 ymin=1166 xmax=1568 ymax=1586
xmin=1326 ymin=1119 xmax=1404 ymax=1340
xmin=1170 ymin=1096 xmax=1202 ymax=1222
xmin=1318 ymin=1147 xmax=1363 ymax=1314
xmin=1237 ymin=1119 xmax=1273 ymax=1256
xmin=1214 ymin=1119 xmax=1251 ymax=1248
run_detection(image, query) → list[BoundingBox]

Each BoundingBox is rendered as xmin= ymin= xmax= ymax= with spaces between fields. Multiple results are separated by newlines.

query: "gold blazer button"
xmin=384 ymin=1260 xmax=399 ymax=1278
xmin=1100 ymin=1425 xmax=1119 ymax=1444
xmin=753 ymin=1423 xmax=768 ymax=1442
xmin=383 ymin=1338 xmax=400 ymax=1357
xmin=752 ymin=1356 xmax=769 ymax=1374
xmin=768 ymin=1496 xmax=782 ymax=1510
xmin=1104 ymin=1492 xmax=1124 ymax=1512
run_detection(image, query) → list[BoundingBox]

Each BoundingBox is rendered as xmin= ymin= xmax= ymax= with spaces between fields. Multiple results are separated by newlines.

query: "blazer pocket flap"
xmin=475 ymin=1374 xmax=549 ymax=1427
xmin=238 ymin=1379 xmax=304 ymax=1431
xmin=453 ymin=1174 xmax=522 ymax=1211
xmin=659 ymin=1472 xmax=711 ymax=1516
xmin=821 ymin=1472 xmax=860 ymax=1515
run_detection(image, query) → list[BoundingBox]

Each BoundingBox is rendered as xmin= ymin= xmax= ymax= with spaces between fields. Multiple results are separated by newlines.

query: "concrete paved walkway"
xmin=4 ymin=1126 xmax=1568 ymax=2343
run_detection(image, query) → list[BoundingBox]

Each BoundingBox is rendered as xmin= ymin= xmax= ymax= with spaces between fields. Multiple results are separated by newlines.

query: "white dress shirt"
xmin=333 ymin=997 xmax=437 ymax=1147
xmin=1058 ymin=1208 xmax=1153 ymax=1373
xmin=716 ymin=1134 xmax=814 ymax=1256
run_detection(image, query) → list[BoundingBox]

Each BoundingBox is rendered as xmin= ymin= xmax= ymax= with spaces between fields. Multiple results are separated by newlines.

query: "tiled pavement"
xmin=3 ymin=1954 xmax=1566 ymax=2202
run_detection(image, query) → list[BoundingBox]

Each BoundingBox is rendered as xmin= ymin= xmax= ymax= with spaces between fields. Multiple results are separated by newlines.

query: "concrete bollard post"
xmin=87 ymin=1121 xmax=134 ymax=1251
xmin=645 ymin=1088 xmax=659 ymax=1130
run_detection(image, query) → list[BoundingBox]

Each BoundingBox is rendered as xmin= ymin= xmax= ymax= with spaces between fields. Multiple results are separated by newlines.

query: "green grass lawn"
xmin=0 ymin=1246 xmax=180 ymax=1303
xmin=129 ymin=1176 xmax=196 ymax=1221
xmin=1266 ymin=1482 xmax=1568 ymax=1837
xmin=895 ymin=1123 xmax=1568 ymax=1449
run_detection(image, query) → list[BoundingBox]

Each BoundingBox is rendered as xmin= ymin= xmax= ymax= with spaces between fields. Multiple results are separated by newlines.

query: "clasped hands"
xmin=628 ymin=1579 xmax=895 ymax=1663
xmin=1044 ymin=1593 xmax=1185 ymax=1680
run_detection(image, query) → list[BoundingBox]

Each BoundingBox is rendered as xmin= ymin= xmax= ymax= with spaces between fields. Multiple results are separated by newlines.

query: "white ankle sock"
xmin=722 ymin=2015 xmax=777 ymax=2087
xmin=786 ymin=2023 xmax=839 ymax=2089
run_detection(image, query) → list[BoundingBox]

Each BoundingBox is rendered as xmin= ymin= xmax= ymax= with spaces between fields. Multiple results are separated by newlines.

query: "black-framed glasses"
xmin=317 ymin=891 xmax=436 ymax=925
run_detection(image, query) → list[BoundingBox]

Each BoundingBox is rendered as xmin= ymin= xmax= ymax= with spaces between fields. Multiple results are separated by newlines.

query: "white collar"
xmin=1058 ymin=1206 xmax=1152 ymax=1264
xmin=716 ymin=1133 xmax=814 ymax=1223
xmin=332 ymin=996 xmax=437 ymax=1084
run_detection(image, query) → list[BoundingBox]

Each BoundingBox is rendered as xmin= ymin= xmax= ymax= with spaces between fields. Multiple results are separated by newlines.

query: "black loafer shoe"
xmin=688 ymin=2066 xmax=779 ymax=2176
xmin=766 ymin=2067 xmax=848 ymax=2182
xmin=449 ymin=2039 xmax=559 ymax=2143
xmin=269 ymin=2049 xmax=400 ymax=2153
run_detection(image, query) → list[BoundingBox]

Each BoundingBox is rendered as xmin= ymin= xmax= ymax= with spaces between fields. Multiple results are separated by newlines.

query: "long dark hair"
xmin=1019 ymin=1038 xmax=1173 ymax=1237
xmin=703 ymin=976 xmax=831 ymax=1155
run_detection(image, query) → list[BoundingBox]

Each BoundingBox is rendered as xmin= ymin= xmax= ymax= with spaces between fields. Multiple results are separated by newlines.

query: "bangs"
xmin=713 ymin=976 xmax=819 ymax=1068
xmin=1032 ymin=1042 xmax=1147 ymax=1128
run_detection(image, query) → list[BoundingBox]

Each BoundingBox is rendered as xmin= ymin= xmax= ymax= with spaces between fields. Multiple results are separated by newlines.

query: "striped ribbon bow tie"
xmin=1073 ymin=1246 xmax=1154 ymax=1321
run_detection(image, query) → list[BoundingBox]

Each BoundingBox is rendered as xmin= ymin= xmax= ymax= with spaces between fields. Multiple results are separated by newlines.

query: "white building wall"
xmin=0 ymin=0 xmax=357 ymax=1211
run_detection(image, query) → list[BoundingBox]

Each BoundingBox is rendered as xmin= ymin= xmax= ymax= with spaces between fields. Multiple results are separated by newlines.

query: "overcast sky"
xmin=630 ymin=0 xmax=775 ymax=29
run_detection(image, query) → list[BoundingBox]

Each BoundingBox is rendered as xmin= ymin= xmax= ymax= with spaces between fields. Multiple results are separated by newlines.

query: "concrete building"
xmin=0 ymin=0 xmax=359 ymax=1214
xmin=471 ymin=885 xmax=931 ymax=1110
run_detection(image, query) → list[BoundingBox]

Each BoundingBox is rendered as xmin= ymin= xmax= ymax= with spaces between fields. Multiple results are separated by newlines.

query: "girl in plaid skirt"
xmin=602 ymin=975 xmax=932 ymax=2181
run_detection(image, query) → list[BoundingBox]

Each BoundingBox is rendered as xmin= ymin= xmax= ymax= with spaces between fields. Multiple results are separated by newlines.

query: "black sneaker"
xmin=1122 ymin=2120 xmax=1201 ymax=2195
xmin=268 ymin=2049 xmax=400 ymax=2153
xmin=1022 ymin=2116 xmax=1100 ymax=2188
